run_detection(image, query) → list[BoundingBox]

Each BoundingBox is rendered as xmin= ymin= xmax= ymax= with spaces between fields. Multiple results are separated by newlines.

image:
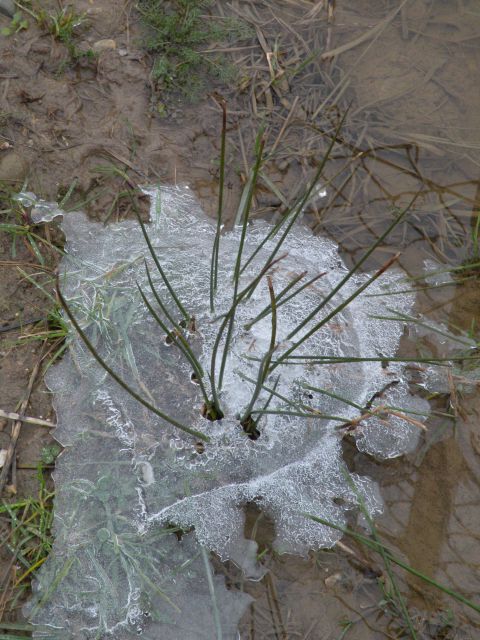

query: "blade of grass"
xmin=0 ymin=623 xmax=33 ymax=631
xmin=317 ymin=464 xmax=420 ymax=637
xmin=245 ymin=271 xmax=326 ymax=331
xmin=259 ymin=355 xmax=479 ymax=365
xmin=136 ymin=281 xmax=210 ymax=404
xmin=143 ymin=259 xmax=206 ymax=380
xmin=237 ymin=371 xmax=346 ymax=421
xmin=301 ymin=383 xmax=363 ymax=411
xmin=201 ymin=546 xmax=223 ymax=640
xmin=260 ymin=374 xmax=280 ymax=414
xmin=244 ymin=270 xmax=307 ymax=330
xmin=368 ymin=309 xmax=475 ymax=348
xmin=240 ymin=276 xmax=277 ymax=422
xmin=305 ymin=514 xmax=480 ymax=615
xmin=251 ymin=409 xmax=343 ymax=420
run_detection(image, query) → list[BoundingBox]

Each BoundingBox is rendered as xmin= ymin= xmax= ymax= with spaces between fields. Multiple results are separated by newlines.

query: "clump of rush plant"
xmin=38 ymin=108 xmax=480 ymax=639
xmin=57 ymin=109 xmax=430 ymax=442
xmin=137 ymin=0 xmax=252 ymax=106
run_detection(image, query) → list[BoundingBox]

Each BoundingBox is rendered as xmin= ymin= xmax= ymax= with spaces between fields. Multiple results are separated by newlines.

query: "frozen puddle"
xmin=27 ymin=186 xmax=436 ymax=638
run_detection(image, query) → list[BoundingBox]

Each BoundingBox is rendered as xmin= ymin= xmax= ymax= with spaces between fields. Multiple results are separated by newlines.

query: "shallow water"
xmin=228 ymin=1 xmax=480 ymax=637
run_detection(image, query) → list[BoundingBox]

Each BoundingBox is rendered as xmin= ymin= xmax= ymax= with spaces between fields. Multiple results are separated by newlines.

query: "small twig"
xmin=0 ymin=352 xmax=44 ymax=494
xmin=0 ymin=409 xmax=55 ymax=429
xmin=269 ymin=96 xmax=299 ymax=156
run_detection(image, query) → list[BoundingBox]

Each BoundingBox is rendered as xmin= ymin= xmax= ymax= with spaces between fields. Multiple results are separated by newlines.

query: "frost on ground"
xmin=27 ymin=186 xmax=433 ymax=638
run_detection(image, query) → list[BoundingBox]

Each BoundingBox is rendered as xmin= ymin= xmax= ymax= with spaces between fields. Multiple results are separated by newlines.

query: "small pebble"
xmin=0 ymin=0 xmax=15 ymax=18
xmin=324 ymin=572 xmax=343 ymax=589
xmin=0 ymin=151 xmax=29 ymax=184
xmin=93 ymin=39 xmax=117 ymax=53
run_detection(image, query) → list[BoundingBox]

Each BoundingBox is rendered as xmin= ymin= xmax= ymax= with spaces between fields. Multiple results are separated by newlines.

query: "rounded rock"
xmin=0 ymin=0 xmax=15 ymax=18
xmin=92 ymin=39 xmax=116 ymax=53
xmin=0 ymin=152 xmax=29 ymax=185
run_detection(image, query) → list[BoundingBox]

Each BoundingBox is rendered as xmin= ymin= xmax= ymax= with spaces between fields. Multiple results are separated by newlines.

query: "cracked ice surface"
xmin=28 ymin=186 xmax=430 ymax=638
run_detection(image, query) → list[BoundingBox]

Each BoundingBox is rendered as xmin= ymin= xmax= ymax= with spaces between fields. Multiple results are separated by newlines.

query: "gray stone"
xmin=0 ymin=0 xmax=15 ymax=18
xmin=92 ymin=39 xmax=116 ymax=53
xmin=0 ymin=152 xmax=29 ymax=185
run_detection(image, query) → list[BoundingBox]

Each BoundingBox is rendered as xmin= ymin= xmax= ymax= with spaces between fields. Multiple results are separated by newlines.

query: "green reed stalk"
xmin=136 ymin=282 xmax=210 ymax=404
xmin=217 ymin=132 xmax=265 ymax=392
xmin=240 ymin=277 xmax=277 ymax=422
xmin=209 ymin=98 xmax=227 ymax=314
xmin=135 ymin=211 xmax=190 ymax=322
xmin=271 ymin=253 xmax=400 ymax=372
xmin=244 ymin=271 xmax=326 ymax=331
xmin=209 ymin=254 xmax=287 ymax=412
xmin=239 ymin=112 xmax=347 ymax=279
xmin=284 ymin=196 xmax=417 ymax=345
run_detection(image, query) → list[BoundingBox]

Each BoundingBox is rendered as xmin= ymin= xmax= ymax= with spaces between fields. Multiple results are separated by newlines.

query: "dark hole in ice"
xmin=194 ymin=441 xmax=205 ymax=454
xmin=166 ymin=523 xmax=194 ymax=541
xmin=240 ymin=415 xmax=261 ymax=440
xmin=201 ymin=401 xmax=224 ymax=422
xmin=190 ymin=371 xmax=199 ymax=385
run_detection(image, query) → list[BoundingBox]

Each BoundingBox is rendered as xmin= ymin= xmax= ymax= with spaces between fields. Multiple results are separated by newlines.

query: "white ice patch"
xmin=27 ymin=186 xmax=436 ymax=639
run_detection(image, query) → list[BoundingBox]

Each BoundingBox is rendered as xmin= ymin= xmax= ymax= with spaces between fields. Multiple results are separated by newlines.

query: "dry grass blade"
xmin=0 ymin=352 xmax=44 ymax=495
xmin=0 ymin=410 xmax=54 ymax=429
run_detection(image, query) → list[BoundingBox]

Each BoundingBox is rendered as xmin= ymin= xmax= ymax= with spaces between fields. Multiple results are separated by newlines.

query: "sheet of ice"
xmin=27 ymin=186 xmax=433 ymax=638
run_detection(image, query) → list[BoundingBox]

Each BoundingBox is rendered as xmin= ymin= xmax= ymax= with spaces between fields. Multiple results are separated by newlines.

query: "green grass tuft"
xmin=137 ymin=0 xmax=251 ymax=103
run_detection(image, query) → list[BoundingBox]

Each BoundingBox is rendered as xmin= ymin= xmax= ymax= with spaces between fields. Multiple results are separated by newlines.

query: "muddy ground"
xmin=1 ymin=0 xmax=480 ymax=637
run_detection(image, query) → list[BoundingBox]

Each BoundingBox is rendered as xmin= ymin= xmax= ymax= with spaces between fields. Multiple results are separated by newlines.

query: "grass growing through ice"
xmin=57 ymin=107 xmax=480 ymax=442
xmin=52 ymin=109 xmax=480 ymax=637
xmin=0 ymin=182 xmax=69 ymax=368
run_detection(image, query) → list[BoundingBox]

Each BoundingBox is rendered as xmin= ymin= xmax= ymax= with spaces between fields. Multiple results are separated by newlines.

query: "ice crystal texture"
xmin=28 ymin=186 xmax=430 ymax=638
